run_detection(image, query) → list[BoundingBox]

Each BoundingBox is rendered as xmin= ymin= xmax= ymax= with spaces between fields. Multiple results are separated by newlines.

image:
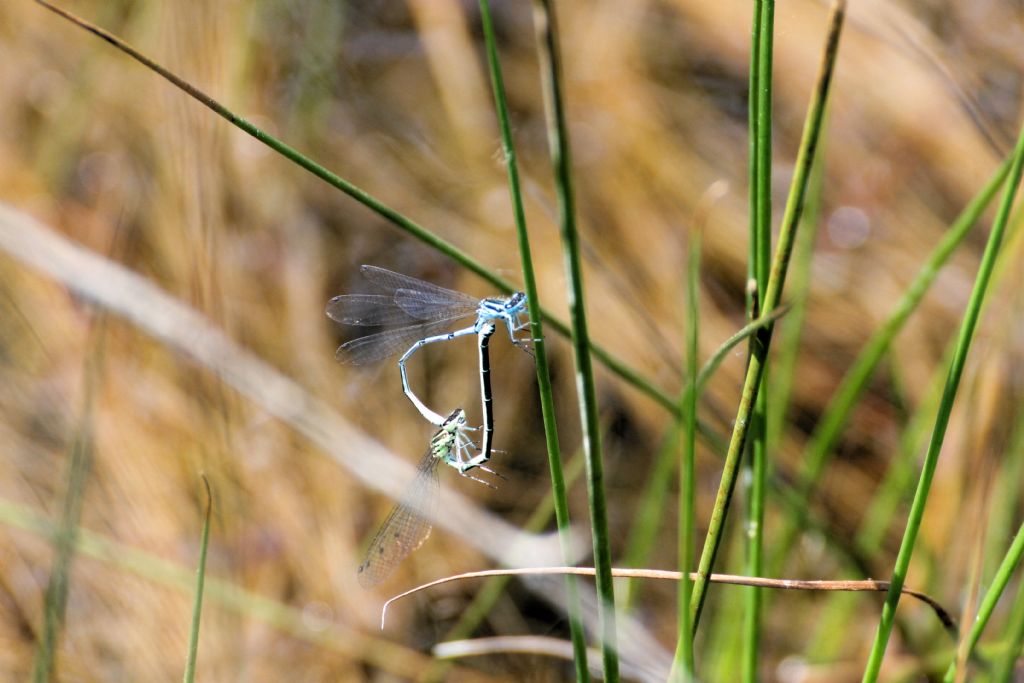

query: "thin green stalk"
xmin=766 ymin=117 xmax=826 ymax=453
xmin=423 ymin=448 xmax=588 ymax=683
xmin=34 ymin=0 xmax=678 ymax=423
xmin=31 ymin=320 xmax=105 ymax=683
xmin=183 ymin=477 xmax=212 ymax=683
xmin=986 ymin=402 xmax=1024 ymax=579
xmin=746 ymin=0 xmax=763 ymax=320
xmin=742 ymin=212 xmax=769 ymax=679
xmin=670 ymin=220 xmax=701 ymax=680
xmin=993 ymin=564 xmax=1024 ymax=682
xmin=690 ymin=0 xmax=846 ymax=629
xmin=752 ymin=0 xmax=774 ymax=290
xmin=772 ymin=156 xmax=1014 ymax=573
xmin=861 ymin=117 xmax=1024 ymax=682
xmin=943 ymin=522 xmax=1024 ymax=681
xmin=704 ymin=524 xmax=749 ymax=680
xmin=0 ymin=498 xmax=464 ymax=679
xmin=621 ymin=426 xmax=679 ymax=610
xmin=477 ymin=2 xmax=588 ymax=679
xmin=621 ymin=304 xmax=787 ymax=609
xmin=692 ymin=308 xmax=789 ymax=393
xmin=531 ymin=1 xmax=617 ymax=679
xmin=743 ymin=0 xmax=773 ymax=677
xmin=808 ymin=338 xmax=951 ymax=660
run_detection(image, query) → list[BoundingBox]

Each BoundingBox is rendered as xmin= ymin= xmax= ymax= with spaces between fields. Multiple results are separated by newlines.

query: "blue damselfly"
xmin=326 ymin=265 xmax=529 ymax=470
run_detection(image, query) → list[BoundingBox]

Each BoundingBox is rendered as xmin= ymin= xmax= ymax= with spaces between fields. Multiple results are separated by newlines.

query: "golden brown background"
xmin=1 ymin=0 xmax=1022 ymax=680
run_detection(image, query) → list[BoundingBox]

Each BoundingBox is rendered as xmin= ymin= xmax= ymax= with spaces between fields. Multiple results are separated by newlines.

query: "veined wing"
xmin=357 ymin=447 xmax=441 ymax=588
xmin=361 ymin=266 xmax=479 ymax=310
xmin=335 ymin=317 xmax=466 ymax=365
xmin=393 ymin=288 xmax=479 ymax=322
xmin=325 ymin=294 xmax=419 ymax=327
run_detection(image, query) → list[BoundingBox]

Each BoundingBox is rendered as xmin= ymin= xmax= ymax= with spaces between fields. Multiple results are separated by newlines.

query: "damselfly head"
xmin=506 ymin=291 xmax=527 ymax=311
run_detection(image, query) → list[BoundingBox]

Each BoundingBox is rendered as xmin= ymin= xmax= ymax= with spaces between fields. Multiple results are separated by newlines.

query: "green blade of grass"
xmin=531 ymin=1 xmax=618 ymax=679
xmin=670 ymin=215 xmax=701 ymax=681
xmin=860 ymin=115 xmax=1024 ymax=682
xmin=621 ymin=304 xmax=786 ymax=609
xmin=0 ymin=498 xmax=477 ymax=679
xmin=476 ymin=1 xmax=589 ymax=679
xmin=689 ymin=0 xmax=847 ymax=629
xmin=807 ymin=337 xmax=951 ymax=660
xmin=942 ymin=520 xmax=1024 ymax=681
xmin=422 ymin=447 xmax=589 ymax=683
xmin=985 ymin=397 xmax=1024 ymax=582
xmin=33 ymin=0 xmax=678 ymax=423
xmin=743 ymin=0 xmax=774 ymax=676
xmin=693 ymin=306 xmax=790 ymax=394
xmin=183 ymin=477 xmax=212 ymax=683
xmin=771 ymin=154 xmax=1014 ymax=573
xmin=992 ymin=563 xmax=1024 ymax=682
xmin=31 ymin=319 xmax=105 ymax=683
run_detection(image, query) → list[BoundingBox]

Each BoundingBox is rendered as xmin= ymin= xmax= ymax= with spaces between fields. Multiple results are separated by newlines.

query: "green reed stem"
xmin=770 ymin=156 xmax=1012 ymax=575
xmin=942 ymin=522 xmax=1024 ymax=681
xmin=993 ymin=564 xmax=1024 ymax=682
xmin=861 ymin=116 xmax=1024 ymax=683
xmin=690 ymin=0 xmax=846 ymax=629
xmin=808 ymin=338 xmax=951 ymax=660
xmin=183 ymin=477 xmax=212 ymax=683
xmin=766 ymin=112 xmax=826 ymax=454
xmin=424 ymin=448 xmax=588 ymax=683
xmin=32 ymin=320 xmax=105 ymax=683
xmin=531 ymin=1 xmax=618 ymax=679
xmin=621 ymin=304 xmax=786 ymax=610
xmin=670 ymin=219 xmax=701 ymax=681
xmin=0 ymin=498 xmax=457 ymax=679
xmin=743 ymin=0 xmax=774 ymax=676
xmin=477 ymin=1 xmax=589 ymax=679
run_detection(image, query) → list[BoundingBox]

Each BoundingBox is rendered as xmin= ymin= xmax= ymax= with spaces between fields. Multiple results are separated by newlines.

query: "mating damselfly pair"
xmin=326 ymin=265 xmax=531 ymax=586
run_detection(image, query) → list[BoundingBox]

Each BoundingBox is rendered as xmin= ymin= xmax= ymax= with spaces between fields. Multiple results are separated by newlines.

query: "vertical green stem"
xmin=807 ymin=338 xmax=951 ymax=660
xmin=32 ymin=321 xmax=106 ymax=683
xmin=766 ymin=129 xmax=825 ymax=454
xmin=942 ymin=522 xmax=1024 ymax=681
xmin=183 ymin=477 xmax=212 ymax=683
xmin=671 ymin=225 xmax=701 ymax=680
xmin=690 ymin=0 xmax=846 ymax=629
xmin=861 ymin=117 xmax=1024 ymax=682
xmin=477 ymin=1 xmax=589 ymax=679
xmin=993 ymin=560 xmax=1024 ymax=682
xmin=744 ymin=0 xmax=773 ymax=678
xmin=531 ymin=1 xmax=618 ymax=679
xmin=770 ymin=156 xmax=1013 ymax=573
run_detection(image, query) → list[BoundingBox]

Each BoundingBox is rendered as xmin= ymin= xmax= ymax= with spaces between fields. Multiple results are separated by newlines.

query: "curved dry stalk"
xmin=382 ymin=567 xmax=955 ymax=634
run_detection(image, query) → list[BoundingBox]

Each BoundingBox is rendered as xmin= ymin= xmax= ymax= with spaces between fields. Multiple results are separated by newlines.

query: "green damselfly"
xmin=357 ymin=408 xmax=499 ymax=587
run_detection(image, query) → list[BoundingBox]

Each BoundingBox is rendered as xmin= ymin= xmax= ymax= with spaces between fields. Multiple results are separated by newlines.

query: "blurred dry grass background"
xmin=1 ymin=0 xmax=1023 ymax=680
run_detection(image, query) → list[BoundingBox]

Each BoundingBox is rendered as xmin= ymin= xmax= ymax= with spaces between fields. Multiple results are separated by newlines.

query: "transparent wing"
xmin=361 ymin=265 xmax=479 ymax=311
xmin=393 ymin=288 xmax=479 ymax=322
xmin=357 ymin=448 xmax=440 ymax=588
xmin=325 ymin=294 xmax=418 ymax=326
xmin=334 ymin=317 xmax=464 ymax=365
